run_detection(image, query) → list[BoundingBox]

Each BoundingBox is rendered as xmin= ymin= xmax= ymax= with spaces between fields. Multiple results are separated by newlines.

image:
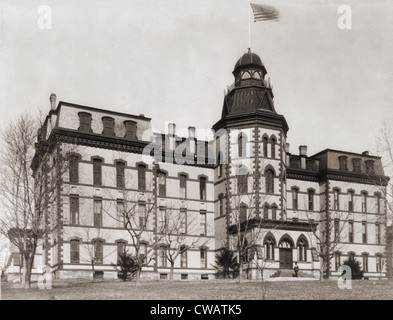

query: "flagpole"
xmin=248 ymin=0 xmax=251 ymax=49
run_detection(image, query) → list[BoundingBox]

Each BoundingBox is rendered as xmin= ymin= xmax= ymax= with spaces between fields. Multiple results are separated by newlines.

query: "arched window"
xmin=102 ymin=117 xmax=115 ymax=136
xmin=253 ymin=71 xmax=261 ymax=80
xmin=241 ymin=71 xmax=251 ymax=79
xmin=297 ymin=238 xmax=308 ymax=262
xmin=263 ymin=204 xmax=269 ymax=219
xmin=93 ymin=239 xmax=104 ymax=264
xmin=70 ymin=239 xmax=80 ymax=264
xmin=239 ymin=204 xmax=247 ymax=223
xmin=279 ymin=240 xmax=292 ymax=249
xmin=271 ymin=205 xmax=277 ymax=220
xmin=264 ymin=237 xmax=275 ymax=260
xmin=263 ymin=136 xmax=268 ymax=157
xmin=238 ymin=134 xmax=247 ymax=158
xmin=265 ymin=169 xmax=274 ymax=194
xmin=116 ymin=161 xmax=125 ymax=189
xmin=217 ymin=152 xmax=223 ymax=177
xmin=93 ymin=158 xmax=102 ymax=186
xmin=237 ymin=166 xmax=248 ymax=195
xmin=270 ymin=136 xmax=276 ymax=158
xmin=138 ymin=164 xmax=146 ymax=191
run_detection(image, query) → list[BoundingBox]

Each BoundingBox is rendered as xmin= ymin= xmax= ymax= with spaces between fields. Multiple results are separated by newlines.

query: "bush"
xmin=341 ymin=258 xmax=364 ymax=280
xmin=213 ymin=247 xmax=239 ymax=279
xmin=114 ymin=252 xmax=138 ymax=281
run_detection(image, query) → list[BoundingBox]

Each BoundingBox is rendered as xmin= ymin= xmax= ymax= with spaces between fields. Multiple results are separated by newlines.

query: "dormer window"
xmin=124 ymin=120 xmax=137 ymax=140
xmin=78 ymin=112 xmax=92 ymax=132
xmin=365 ymin=160 xmax=375 ymax=174
xmin=338 ymin=156 xmax=348 ymax=171
xmin=102 ymin=117 xmax=115 ymax=136
xmin=290 ymin=158 xmax=300 ymax=169
xmin=352 ymin=158 xmax=361 ymax=173
xmin=253 ymin=71 xmax=262 ymax=79
xmin=306 ymin=160 xmax=316 ymax=171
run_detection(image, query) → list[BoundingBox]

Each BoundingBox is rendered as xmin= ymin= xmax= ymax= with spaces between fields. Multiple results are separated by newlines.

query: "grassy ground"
xmin=1 ymin=278 xmax=393 ymax=300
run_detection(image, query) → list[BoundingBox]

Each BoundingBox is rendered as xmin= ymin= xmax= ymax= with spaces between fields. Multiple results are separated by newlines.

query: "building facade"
xmin=27 ymin=49 xmax=389 ymax=281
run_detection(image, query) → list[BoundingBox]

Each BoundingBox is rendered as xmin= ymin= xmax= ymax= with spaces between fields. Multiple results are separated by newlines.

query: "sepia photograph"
xmin=0 ymin=0 xmax=392 ymax=309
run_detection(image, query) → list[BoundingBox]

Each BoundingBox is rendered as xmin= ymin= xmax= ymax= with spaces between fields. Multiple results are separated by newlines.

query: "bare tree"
xmin=158 ymin=202 xmax=211 ymax=281
xmin=0 ymin=114 xmax=71 ymax=288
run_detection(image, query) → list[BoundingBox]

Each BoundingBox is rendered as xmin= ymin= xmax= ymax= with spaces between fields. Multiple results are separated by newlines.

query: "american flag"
xmin=250 ymin=3 xmax=280 ymax=22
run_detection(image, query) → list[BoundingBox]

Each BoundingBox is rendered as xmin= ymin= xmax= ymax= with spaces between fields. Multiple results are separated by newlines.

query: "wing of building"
xmin=6 ymin=49 xmax=389 ymax=282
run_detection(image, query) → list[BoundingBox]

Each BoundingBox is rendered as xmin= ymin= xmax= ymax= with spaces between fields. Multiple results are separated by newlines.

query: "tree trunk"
xmin=170 ymin=262 xmax=174 ymax=281
xmin=135 ymin=268 xmax=141 ymax=287
xmin=24 ymin=258 xmax=33 ymax=289
xmin=238 ymin=261 xmax=243 ymax=283
xmin=91 ymin=260 xmax=95 ymax=282
xmin=21 ymin=255 xmax=26 ymax=286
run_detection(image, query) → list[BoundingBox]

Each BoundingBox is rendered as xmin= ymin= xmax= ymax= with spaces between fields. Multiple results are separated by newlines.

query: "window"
xmin=70 ymin=239 xmax=80 ymax=263
xmin=238 ymin=134 xmax=246 ymax=158
xmin=102 ymin=117 xmax=115 ymax=136
xmin=69 ymin=154 xmax=79 ymax=184
xmin=70 ymin=196 xmax=79 ymax=226
xmin=199 ymin=177 xmax=206 ymax=200
xmin=292 ymin=188 xmax=298 ymax=210
xmin=362 ymin=222 xmax=367 ymax=244
xmin=263 ymin=136 xmax=268 ymax=157
xmin=290 ymin=158 xmax=300 ymax=169
xmin=219 ymin=195 xmax=224 ymax=217
xmin=94 ymin=198 xmax=103 ymax=227
xmin=362 ymin=192 xmax=367 ymax=213
xmin=263 ymin=205 xmax=269 ymax=219
xmin=265 ymin=169 xmax=274 ymax=194
xmin=200 ymin=248 xmax=207 ymax=268
xmin=158 ymin=246 xmax=167 ymax=267
xmin=339 ymin=156 xmax=348 ymax=171
xmin=365 ymin=160 xmax=375 ymax=174
xmin=376 ymin=255 xmax=382 ymax=273
xmin=352 ymin=158 xmax=361 ymax=173
xmin=308 ymin=189 xmax=314 ymax=211
xmin=138 ymin=203 xmax=146 ymax=229
xmin=78 ymin=112 xmax=92 ymax=132
xmin=362 ymin=254 xmax=368 ymax=272
xmin=306 ymin=160 xmax=316 ymax=171
xmin=218 ymin=153 xmax=223 ymax=178
xmin=334 ymin=219 xmax=340 ymax=242
xmin=181 ymin=274 xmax=188 ymax=280
xmin=124 ymin=120 xmax=137 ymax=140
xmin=116 ymin=200 xmax=124 ymax=228
xmin=272 ymin=206 xmax=277 ymax=220
xmin=180 ymin=246 xmax=187 ymax=268
xmin=94 ymin=240 xmax=103 ymax=264
xmin=158 ymin=172 xmax=166 ymax=197
xmin=264 ymin=237 xmax=275 ymax=260
xmin=298 ymin=239 xmax=307 ymax=262
xmin=348 ymin=252 xmax=355 ymax=262
xmin=116 ymin=161 xmax=125 ymax=189
xmin=179 ymin=174 xmax=187 ymax=198
xmin=180 ymin=209 xmax=187 ymax=234
xmin=376 ymin=193 xmax=382 ymax=214
xmin=241 ymin=71 xmax=251 ymax=79
xmin=239 ymin=204 xmax=247 ymax=223
xmin=137 ymin=164 xmax=146 ymax=191
xmin=253 ymin=71 xmax=262 ymax=79
xmin=93 ymin=158 xmax=102 ymax=186
xmin=270 ymin=137 xmax=276 ymax=158
xmin=376 ymin=223 xmax=381 ymax=245
xmin=237 ymin=167 xmax=248 ymax=195
xmin=348 ymin=191 xmax=354 ymax=212
xmin=334 ymin=252 xmax=341 ymax=270
xmin=333 ymin=189 xmax=340 ymax=211
xmin=349 ymin=221 xmax=354 ymax=243
xmin=158 ymin=208 xmax=167 ymax=233
xmin=117 ymin=241 xmax=126 ymax=261
xmin=200 ymin=211 xmax=206 ymax=235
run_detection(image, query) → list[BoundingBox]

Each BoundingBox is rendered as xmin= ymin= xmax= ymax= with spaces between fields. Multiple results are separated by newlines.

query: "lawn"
xmin=1 ymin=278 xmax=393 ymax=300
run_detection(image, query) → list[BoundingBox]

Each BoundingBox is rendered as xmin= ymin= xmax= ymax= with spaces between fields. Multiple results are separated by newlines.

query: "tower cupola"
xmin=232 ymin=48 xmax=267 ymax=86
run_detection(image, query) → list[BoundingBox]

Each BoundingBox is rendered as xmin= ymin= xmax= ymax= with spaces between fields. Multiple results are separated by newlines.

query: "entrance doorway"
xmin=279 ymin=240 xmax=293 ymax=269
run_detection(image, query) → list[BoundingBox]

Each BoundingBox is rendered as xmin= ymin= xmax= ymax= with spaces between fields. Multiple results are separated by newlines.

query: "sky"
xmin=1 ymin=0 xmax=393 ymax=157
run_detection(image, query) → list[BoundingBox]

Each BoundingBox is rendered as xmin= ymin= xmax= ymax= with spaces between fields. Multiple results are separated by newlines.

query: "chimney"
xmin=50 ymin=93 xmax=57 ymax=110
xmin=299 ymin=145 xmax=307 ymax=156
xmin=362 ymin=151 xmax=369 ymax=156
xmin=188 ymin=126 xmax=196 ymax=154
xmin=299 ymin=145 xmax=307 ymax=169
xmin=168 ymin=122 xmax=176 ymax=150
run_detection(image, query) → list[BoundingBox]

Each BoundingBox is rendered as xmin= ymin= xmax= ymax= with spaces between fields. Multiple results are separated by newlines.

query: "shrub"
xmin=213 ymin=247 xmax=239 ymax=279
xmin=341 ymin=258 xmax=364 ymax=280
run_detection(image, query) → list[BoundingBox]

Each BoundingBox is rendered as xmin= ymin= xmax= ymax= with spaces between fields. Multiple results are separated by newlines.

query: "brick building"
xmin=25 ymin=49 xmax=389 ymax=281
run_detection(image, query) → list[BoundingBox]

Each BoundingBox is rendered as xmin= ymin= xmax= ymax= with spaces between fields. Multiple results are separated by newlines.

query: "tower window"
xmin=292 ymin=188 xmax=299 ymax=210
xmin=238 ymin=134 xmax=247 ymax=158
xmin=308 ymin=189 xmax=315 ymax=211
xmin=263 ymin=136 xmax=268 ymax=158
xmin=265 ymin=169 xmax=274 ymax=194
xmin=237 ymin=166 xmax=248 ymax=195
xmin=138 ymin=164 xmax=146 ymax=191
xmin=270 ymin=137 xmax=276 ymax=158
xmin=241 ymin=71 xmax=251 ymax=79
xmin=199 ymin=176 xmax=207 ymax=200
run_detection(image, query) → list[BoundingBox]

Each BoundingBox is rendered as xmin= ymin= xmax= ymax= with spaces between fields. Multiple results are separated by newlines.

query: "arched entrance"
xmin=279 ymin=239 xmax=293 ymax=269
